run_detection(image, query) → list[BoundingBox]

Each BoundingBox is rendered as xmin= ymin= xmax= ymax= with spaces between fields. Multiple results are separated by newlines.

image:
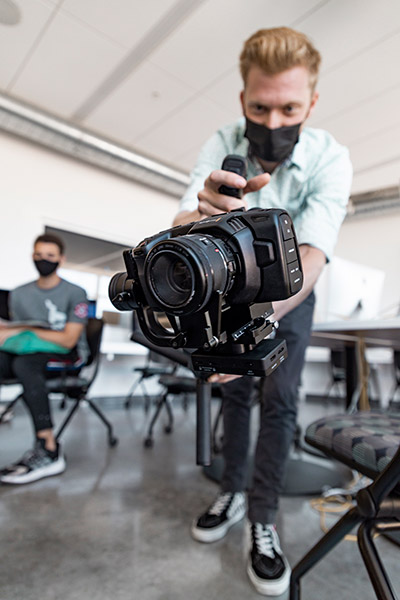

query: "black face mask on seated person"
xmin=244 ymin=117 xmax=301 ymax=163
xmin=34 ymin=259 xmax=59 ymax=277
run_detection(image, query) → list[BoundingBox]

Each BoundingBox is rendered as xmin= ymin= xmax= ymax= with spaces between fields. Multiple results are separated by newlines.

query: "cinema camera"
xmin=108 ymin=205 xmax=303 ymax=378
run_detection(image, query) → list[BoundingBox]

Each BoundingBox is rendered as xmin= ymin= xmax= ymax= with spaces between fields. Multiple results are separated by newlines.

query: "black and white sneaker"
xmin=0 ymin=438 xmax=66 ymax=485
xmin=191 ymin=491 xmax=246 ymax=542
xmin=247 ymin=523 xmax=291 ymax=596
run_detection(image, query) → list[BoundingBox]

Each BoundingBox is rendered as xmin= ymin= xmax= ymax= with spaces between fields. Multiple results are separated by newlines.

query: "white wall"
xmin=333 ymin=212 xmax=400 ymax=317
xmin=0 ymin=131 xmax=179 ymax=289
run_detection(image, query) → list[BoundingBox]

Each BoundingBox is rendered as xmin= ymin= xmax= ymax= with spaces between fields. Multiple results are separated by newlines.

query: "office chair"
xmin=389 ymin=350 xmax=400 ymax=406
xmin=124 ymin=350 xmax=177 ymax=411
xmin=325 ymin=348 xmax=382 ymax=410
xmin=0 ymin=318 xmax=118 ymax=446
xmin=326 ymin=349 xmax=347 ymax=398
xmin=290 ymin=411 xmax=400 ymax=600
xmin=143 ymin=372 xmax=223 ymax=449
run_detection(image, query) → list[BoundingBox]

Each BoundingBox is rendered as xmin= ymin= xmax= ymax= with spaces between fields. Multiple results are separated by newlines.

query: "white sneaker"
xmin=0 ymin=438 xmax=66 ymax=485
xmin=191 ymin=491 xmax=246 ymax=542
xmin=247 ymin=523 xmax=291 ymax=596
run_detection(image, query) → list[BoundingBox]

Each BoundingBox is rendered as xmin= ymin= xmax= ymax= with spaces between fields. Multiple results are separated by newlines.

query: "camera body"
xmin=109 ymin=207 xmax=302 ymax=376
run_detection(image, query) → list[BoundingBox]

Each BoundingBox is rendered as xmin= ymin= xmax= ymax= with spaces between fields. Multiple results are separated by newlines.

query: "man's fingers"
xmin=243 ymin=172 xmax=271 ymax=195
xmin=208 ymin=373 xmax=242 ymax=384
xmin=207 ymin=169 xmax=247 ymax=192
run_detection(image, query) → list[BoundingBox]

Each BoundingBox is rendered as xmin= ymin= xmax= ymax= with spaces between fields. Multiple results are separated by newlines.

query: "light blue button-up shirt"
xmin=179 ymin=118 xmax=353 ymax=261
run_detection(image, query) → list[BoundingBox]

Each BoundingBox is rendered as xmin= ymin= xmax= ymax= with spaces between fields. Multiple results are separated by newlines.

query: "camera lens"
xmin=149 ymin=252 xmax=194 ymax=307
xmin=145 ymin=235 xmax=236 ymax=314
xmin=170 ymin=259 xmax=192 ymax=292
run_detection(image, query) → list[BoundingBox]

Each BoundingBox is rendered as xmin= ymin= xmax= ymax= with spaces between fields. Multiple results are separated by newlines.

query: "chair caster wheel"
xmin=144 ymin=437 xmax=153 ymax=448
xmin=164 ymin=425 xmax=172 ymax=434
xmin=109 ymin=437 xmax=118 ymax=447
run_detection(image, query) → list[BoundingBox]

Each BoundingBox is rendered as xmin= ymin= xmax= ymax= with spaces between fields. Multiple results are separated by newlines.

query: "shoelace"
xmin=253 ymin=524 xmax=277 ymax=559
xmin=208 ymin=493 xmax=233 ymax=516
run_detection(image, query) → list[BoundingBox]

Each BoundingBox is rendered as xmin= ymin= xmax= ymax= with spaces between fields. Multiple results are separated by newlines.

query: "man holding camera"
xmin=173 ymin=27 xmax=352 ymax=596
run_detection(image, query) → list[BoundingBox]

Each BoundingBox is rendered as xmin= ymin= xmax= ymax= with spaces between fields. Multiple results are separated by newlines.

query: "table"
xmin=309 ymin=318 xmax=400 ymax=409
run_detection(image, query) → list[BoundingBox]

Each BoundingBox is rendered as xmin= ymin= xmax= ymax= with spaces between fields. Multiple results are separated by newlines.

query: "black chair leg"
xmin=358 ymin=520 xmax=399 ymax=600
xmin=86 ymin=399 xmax=118 ymax=447
xmin=144 ymin=393 xmax=167 ymax=447
xmin=0 ymin=394 xmax=23 ymax=423
xmin=164 ymin=396 xmax=174 ymax=434
xmin=55 ymin=400 xmax=81 ymax=440
xmin=290 ymin=506 xmax=362 ymax=599
xmin=124 ymin=376 xmax=142 ymax=409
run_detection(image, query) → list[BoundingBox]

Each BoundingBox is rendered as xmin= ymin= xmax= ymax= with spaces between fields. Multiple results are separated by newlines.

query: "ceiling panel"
xmin=149 ymin=0 xmax=324 ymax=92
xmin=350 ymin=122 xmax=400 ymax=171
xmin=202 ymin=68 xmax=243 ymax=117
xmin=0 ymin=0 xmax=55 ymax=89
xmin=134 ymin=94 xmax=233 ymax=164
xmin=314 ymin=85 xmax=400 ymax=148
xmin=60 ymin=0 xmax=178 ymax=50
xmin=10 ymin=8 xmax=125 ymax=116
xmin=298 ymin=0 xmax=400 ymax=73
xmin=0 ymin=0 xmax=399 ymax=195
xmin=84 ymin=60 xmax=198 ymax=145
xmin=308 ymin=32 xmax=399 ymax=126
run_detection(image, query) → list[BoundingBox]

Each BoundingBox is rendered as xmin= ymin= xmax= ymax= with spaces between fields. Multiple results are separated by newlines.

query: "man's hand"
xmin=173 ymin=169 xmax=271 ymax=226
xmin=198 ymin=170 xmax=271 ymax=217
xmin=208 ymin=373 xmax=242 ymax=384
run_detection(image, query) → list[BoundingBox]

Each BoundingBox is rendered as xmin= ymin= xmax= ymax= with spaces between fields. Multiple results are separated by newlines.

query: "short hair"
xmin=34 ymin=233 xmax=65 ymax=255
xmin=239 ymin=27 xmax=321 ymax=91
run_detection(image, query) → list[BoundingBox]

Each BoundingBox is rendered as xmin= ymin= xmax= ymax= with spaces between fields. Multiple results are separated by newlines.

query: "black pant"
xmin=0 ymin=351 xmax=73 ymax=433
xmin=220 ymin=292 xmax=315 ymax=524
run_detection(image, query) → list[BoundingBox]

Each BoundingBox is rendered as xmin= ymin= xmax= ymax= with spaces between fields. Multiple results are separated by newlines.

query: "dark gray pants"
xmin=0 ymin=350 xmax=76 ymax=433
xmin=220 ymin=292 xmax=315 ymax=524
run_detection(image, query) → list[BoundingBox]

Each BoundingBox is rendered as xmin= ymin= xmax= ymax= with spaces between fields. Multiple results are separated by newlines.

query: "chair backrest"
xmin=394 ymin=350 xmax=400 ymax=375
xmin=85 ymin=318 xmax=104 ymax=367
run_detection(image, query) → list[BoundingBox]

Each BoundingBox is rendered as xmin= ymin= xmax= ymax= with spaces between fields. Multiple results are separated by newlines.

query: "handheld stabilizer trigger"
xmin=218 ymin=154 xmax=247 ymax=199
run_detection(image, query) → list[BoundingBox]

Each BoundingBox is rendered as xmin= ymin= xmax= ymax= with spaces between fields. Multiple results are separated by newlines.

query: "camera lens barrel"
xmin=144 ymin=234 xmax=235 ymax=315
xmin=108 ymin=272 xmax=137 ymax=311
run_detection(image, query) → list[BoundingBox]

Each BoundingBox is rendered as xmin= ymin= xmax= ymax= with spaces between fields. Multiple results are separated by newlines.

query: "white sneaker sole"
xmin=191 ymin=505 xmax=246 ymax=543
xmin=247 ymin=557 xmax=291 ymax=596
xmin=0 ymin=456 xmax=66 ymax=485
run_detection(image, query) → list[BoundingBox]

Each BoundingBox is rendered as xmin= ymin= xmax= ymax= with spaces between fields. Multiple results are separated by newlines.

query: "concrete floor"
xmin=1 ymin=394 xmax=400 ymax=600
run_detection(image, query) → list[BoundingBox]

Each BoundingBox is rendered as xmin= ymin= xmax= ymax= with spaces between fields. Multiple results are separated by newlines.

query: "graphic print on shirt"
xmin=45 ymin=299 xmax=67 ymax=330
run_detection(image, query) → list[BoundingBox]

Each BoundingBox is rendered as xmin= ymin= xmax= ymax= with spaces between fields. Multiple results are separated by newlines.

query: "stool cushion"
xmin=305 ymin=411 xmax=400 ymax=479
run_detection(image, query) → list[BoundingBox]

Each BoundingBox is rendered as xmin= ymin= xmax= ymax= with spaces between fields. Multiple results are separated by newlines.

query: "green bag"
xmin=1 ymin=331 xmax=69 ymax=355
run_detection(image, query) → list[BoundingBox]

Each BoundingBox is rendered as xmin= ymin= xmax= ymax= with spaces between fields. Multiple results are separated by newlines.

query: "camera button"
xmin=284 ymin=239 xmax=297 ymax=263
xmin=279 ymin=215 xmax=294 ymax=240
xmin=288 ymin=260 xmax=302 ymax=293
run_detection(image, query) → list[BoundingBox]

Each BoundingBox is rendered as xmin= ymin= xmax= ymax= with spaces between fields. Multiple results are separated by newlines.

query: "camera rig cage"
xmin=109 ymin=207 xmax=303 ymax=378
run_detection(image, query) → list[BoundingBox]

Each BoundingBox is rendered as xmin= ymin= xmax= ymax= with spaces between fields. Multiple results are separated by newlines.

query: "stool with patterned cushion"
xmin=290 ymin=411 xmax=400 ymax=600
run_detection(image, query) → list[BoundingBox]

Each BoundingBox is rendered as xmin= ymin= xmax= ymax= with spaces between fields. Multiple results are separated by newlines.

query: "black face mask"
xmin=244 ymin=117 xmax=301 ymax=163
xmin=34 ymin=259 xmax=59 ymax=277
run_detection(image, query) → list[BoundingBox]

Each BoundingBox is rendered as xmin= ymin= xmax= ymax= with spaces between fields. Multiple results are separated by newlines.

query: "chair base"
xmin=202 ymin=449 xmax=352 ymax=496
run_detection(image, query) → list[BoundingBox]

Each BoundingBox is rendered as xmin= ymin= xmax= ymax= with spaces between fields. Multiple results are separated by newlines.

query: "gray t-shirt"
xmin=10 ymin=279 xmax=89 ymax=361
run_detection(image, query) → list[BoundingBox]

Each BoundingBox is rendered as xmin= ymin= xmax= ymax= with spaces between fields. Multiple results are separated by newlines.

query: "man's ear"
xmin=59 ymin=255 xmax=66 ymax=269
xmin=240 ymin=90 xmax=245 ymax=115
xmin=307 ymin=90 xmax=319 ymax=120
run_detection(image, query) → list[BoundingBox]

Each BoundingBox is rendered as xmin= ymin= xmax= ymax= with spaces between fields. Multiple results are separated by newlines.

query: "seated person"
xmin=0 ymin=233 xmax=89 ymax=484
